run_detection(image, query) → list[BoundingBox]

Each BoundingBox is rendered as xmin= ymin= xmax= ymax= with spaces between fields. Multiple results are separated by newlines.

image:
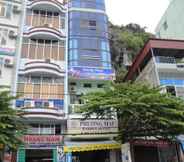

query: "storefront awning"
xmin=64 ymin=141 xmax=121 ymax=153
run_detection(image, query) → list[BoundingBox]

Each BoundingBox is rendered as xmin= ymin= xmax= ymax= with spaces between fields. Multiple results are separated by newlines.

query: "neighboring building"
xmin=155 ymin=0 xmax=184 ymax=40
xmin=0 ymin=0 xmax=22 ymax=87
xmin=9 ymin=0 xmax=119 ymax=162
xmin=15 ymin=0 xmax=67 ymax=161
xmin=124 ymin=38 xmax=184 ymax=162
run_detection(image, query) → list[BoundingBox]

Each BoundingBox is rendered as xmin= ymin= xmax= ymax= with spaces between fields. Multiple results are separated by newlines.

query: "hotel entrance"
xmin=26 ymin=149 xmax=53 ymax=162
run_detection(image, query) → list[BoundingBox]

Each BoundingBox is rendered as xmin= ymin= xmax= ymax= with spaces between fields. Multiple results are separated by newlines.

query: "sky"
xmin=105 ymin=0 xmax=170 ymax=33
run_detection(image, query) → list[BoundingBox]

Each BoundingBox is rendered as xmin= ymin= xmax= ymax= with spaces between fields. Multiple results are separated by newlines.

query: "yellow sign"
xmin=64 ymin=143 xmax=121 ymax=153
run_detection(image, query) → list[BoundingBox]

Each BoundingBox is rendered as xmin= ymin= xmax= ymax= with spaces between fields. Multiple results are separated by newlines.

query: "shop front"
xmin=17 ymin=135 xmax=63 ymax=162
xmin=64 ymin=141 xmax=121 ymax=162
xmin=121 ymin=140 xmax=181 ymax=162
xmin=66 ymin=119 xmax=121 ymax=162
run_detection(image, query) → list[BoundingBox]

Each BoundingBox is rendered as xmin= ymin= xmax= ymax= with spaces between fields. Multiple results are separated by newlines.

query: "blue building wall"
xmin=68 ymin=0 xmax=113 ymax=80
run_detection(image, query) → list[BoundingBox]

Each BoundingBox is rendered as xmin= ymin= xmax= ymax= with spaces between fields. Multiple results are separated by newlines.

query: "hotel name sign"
xmin=67 ymin=119 xmax=118 ymax=134
xmin=22 ymin=135 xmax=63 ymax=144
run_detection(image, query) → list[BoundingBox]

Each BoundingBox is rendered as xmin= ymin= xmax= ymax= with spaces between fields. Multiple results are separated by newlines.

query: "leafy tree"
xmin=109 ymin=22 xmax=153 ymax=74
xmin=0 ymin=88 xmax=25 ymax=160
xmin=81 ymin=83 xmax=184 ymax=143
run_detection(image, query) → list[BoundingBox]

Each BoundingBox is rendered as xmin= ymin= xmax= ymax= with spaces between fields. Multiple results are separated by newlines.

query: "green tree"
xmin=81 ymin=83 xmax=184 ymax=143
xmin=109 ymin=23 xmax=153 ymax=76
xmin=0 ymin=88 xmax=25 ymax=160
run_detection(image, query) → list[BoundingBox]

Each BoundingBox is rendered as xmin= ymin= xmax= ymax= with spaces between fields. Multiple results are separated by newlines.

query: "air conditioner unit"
xmin=45 ymin=59 xmax=51 ymax=63
xmin=24 ymin=100 xmax=34 ymax=108
xmin=9 ymin=30 xmax=17 ymax=39
xmin=13 ymin=5 xmax=21 ymax=14
xmin=4 ymin=58 xmax=14 ymax=68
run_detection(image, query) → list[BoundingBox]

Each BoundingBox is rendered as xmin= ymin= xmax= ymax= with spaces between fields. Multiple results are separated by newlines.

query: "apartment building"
xmin=4 ymin=0 xmax=120 ymax=162
xmin=0 ymin=0 xmax=22 ymax=87
xmin=155 ymin=0 xmax=184 ymax=40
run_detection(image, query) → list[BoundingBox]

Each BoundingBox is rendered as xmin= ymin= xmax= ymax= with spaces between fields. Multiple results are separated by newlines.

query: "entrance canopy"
xmin=64 ymin=141 xmax=121 ymax=153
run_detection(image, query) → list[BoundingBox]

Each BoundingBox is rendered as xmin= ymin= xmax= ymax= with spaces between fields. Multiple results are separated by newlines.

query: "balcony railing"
xmin=155 ymin=56 xmax=176 ymax=64
xmin=26 ymin=14 xmax=65 ymax=30
xmin=21 ymin=41 xmax=65 ymax=61
xmin=16 ymin=83 xmax=64 ymax=99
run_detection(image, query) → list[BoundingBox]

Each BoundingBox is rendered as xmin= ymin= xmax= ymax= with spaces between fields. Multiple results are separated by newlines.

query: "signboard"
xmin=22 ymin=135 xmax=63 ymax=145
xmin=69 ymin=67 xmax=115 ymax=80
xmin=0 ymin=47 xmax=15 ymax=55
xmin=67 ymin=119 xmax=118 ymax=134
xmin=121 ymin=143 xmax=132 ymax=162
xmin=57 ymin=147 xmax=65 ymax=162
xmin=130 ymin=140 xmax=172 ymax=148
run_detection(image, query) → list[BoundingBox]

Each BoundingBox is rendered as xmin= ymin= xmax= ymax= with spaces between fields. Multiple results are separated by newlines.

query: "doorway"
xmin=26 ymin=149 xmax=53 ymax=162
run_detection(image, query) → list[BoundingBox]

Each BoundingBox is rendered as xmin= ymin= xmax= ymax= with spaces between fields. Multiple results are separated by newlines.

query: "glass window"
xmin=42 ymin=77 xmax=52 ymax=83
xmin=18 ymin=76 xmax=27 ymax=83
xmin=83 ymin=83 xmax=92 ymax=88
xmin=97 ymin=84 xmax=104 ymax=88
xmin=40 ymin=125 xmax=54 ymax=135
xmin=31 ymin=76 xmax=41 ymax=84
xmin=0 ymin=3 xmax=6 ymax=17
xmin=0 ymin=28 xmax=8 ymax=46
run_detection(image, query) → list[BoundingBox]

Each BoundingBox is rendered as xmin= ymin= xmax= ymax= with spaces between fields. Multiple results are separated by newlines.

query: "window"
xmin=166 ymin=86 xmax=176 ymax=96
xmin=70 ymin=82 xmax=76 ymax=86
xmin=163 ymin=21 xmax=168 ymax=30
xmin=83 ymin=83 xmax=92 ymax=88
xmin=0 ymin=28 xmax=8 ymax=46
xmin=55 ymin=125 xmax=61 ymax=135
xmin=31 ymin=76 xmax=41 ymax=84
xmin=42 ymin=77 xmax=52 ymax=83
xmin=89 ymin=20 xmax=96 ymax=27
xmin=97 ymin=84 xmax=104 ymax=88
xmin=40 ymin=125 xmax=54 ymax=135
xmin=0 ymin=3 xmax=11 ymax=18
xmin=0 ymin=4 xmax=5 ymax=17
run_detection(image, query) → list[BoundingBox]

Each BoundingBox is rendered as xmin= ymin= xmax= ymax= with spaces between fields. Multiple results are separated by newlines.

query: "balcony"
xmin=20 ymin=61 xmax=65 ymax=77
xmin=27 ymin=0 xmax=66 ymax=12
xmin=26 ymin=13 xmax=65 ymax=30
xmin=155 ymin=56 xmax=184 ymax=71
xmin=21 ymin=40 xmax=65 ymax=61
xmin=24 ymin=26 xmax=65 ymax=40
xmin=16 ymin=99 xmax=65 ymax=120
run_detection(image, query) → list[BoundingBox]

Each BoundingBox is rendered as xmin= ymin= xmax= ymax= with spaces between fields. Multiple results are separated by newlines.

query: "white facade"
xmin=0 ymin=0 xmax=22 ymax=87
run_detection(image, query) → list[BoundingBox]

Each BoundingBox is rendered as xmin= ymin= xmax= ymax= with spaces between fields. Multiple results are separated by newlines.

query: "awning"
xmin=64 ymin=141 xmax=121 ymax=153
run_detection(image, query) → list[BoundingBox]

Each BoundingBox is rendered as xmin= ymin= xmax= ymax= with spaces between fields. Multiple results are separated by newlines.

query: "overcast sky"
xmin=105 ymin=0 xmax=170 ymax=33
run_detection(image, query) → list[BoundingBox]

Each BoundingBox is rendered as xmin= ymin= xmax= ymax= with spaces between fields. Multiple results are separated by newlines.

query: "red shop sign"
xmin=22 ymin=135 xmax=63 ymax=144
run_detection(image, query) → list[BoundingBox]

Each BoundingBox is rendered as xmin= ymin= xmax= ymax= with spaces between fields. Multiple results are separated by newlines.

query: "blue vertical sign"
xmin=66 ymin=152 xmax=72 ymax=162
